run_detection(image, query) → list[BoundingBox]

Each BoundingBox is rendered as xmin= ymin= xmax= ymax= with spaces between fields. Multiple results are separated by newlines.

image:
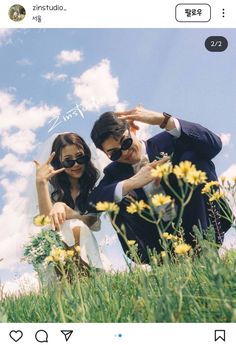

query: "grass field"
xmin=1 ymin=171 xmax=235 ymax=323
xmin=1 ymin=238 xmax=236 ymax=323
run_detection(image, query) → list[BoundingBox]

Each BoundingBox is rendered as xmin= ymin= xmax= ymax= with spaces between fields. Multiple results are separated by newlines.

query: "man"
xmin=87 ymin=106 xmax=230 ymax=263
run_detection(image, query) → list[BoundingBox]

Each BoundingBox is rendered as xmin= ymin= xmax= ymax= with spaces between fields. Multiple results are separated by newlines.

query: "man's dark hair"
xmin=91 ymin=111 xmax=128 ymax=150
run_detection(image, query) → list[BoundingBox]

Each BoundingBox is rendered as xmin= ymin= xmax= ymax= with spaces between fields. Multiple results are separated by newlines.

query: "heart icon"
xmin=9 ymin=330 xmax=23 ymax=342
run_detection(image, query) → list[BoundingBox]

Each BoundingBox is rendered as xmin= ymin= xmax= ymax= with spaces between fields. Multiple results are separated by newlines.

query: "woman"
xmin=34 ymin=132 xmax=109 ymax=270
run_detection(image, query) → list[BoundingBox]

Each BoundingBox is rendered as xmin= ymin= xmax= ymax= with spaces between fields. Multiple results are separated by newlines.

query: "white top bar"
xmin=0 ymin=0 xmax=235 ymax=28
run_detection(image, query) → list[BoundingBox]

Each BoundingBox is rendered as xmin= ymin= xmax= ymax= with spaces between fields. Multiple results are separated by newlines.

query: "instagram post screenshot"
xmin=0 ymin=0 xmax=236 ymax=343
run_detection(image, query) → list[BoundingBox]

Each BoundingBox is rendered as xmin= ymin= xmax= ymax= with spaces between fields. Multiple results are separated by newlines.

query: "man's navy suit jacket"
xmin=88 ymin=119 xmax=230 ymax=262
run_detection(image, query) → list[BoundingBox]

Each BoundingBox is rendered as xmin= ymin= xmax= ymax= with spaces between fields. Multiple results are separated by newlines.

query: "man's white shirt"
xmin=114 ymin=118 xmax=181 ymax=221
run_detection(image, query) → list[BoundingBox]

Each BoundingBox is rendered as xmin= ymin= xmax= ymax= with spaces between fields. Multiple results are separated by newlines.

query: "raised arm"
xmin=177 ymin=119 xmax=222 ymax=160
xmin=116 ymin=106 xmax=222 ymax=160
xmin=87 ymin=157 xmax=168 ymax=212
xmin=34 ymin=152 xmax=65 ymax=216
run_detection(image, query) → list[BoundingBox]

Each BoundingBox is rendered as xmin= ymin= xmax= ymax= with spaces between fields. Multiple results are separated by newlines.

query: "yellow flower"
xmin=50 ymin=247 xmax=67 ymax=262
xmin=45 ymin=256 xmax=53 ymax=262
xmin=186 ymin=169 xmax=207 ymax=185
xmin=174 ymin=243 xmax=192 ymax=255
xmin=126 ymin=200 xmax=150 ymax=214
xmin=209 ymin=191 xmax=224 ymax=202
xmin=201 ymin=181 xmax=220 ymax=194
xmin=162 ymin=232 xmax=170 ymax=239
xmin=173 ymin=161 xmax=206 ymax=186
xmin=232 ymin=176 xmax=236 ymax=184
xmin=51 ymin=247 xmax=61 ymax=256
xmin=162 ymin=232 xmax=177 ymax=240
xmin=173 ymin=161 xmax=195 ymax=179
xmin=151 ymin=193 xmax=172 ymax=207
xmin=134 ymin=297 xmax=146 ymax=312
xmin=52 ymin=255 xmax=61 ymax=262
xmin=33 ymin=214 xmax=51 ymax=226
xmin=151 ymin=256 xmax=158 ymax=265
xmin=220 ymin=176 xmax=226 ymax=184
xmin=160 ymin=251 xmax=167 ymax=258
xmin=75 ymin=245 xmax=80 ymax=253
xmin=67 ymin=250 xmax=74 ymax=258
xmin=126 ymin=203 xmax=138 ymax=214
xmin=96 ymin=201 xmax=119 ymax=213
xmin=127 ymin=240 xmax=136 ymax=246
xmin=151 ymin=162 xmax=173 ymax=179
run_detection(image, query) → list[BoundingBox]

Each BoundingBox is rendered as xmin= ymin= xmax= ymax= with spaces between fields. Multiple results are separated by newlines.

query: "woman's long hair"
xmin=49 ymin=133 xmax=99 ymax=214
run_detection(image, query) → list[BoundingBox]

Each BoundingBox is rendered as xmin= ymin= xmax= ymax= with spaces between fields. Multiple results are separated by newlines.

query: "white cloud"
xmin=2 ymin=272 xmax=40 ymax=296
xmin=221 ymin=164 xmax=236 ymax=180
xmin=0 ymin=177 xmax=35 ymax=271
xmin=0 ymin=154 xmax=33 ymax=176
xmin=115 ymin=102 xmax=128 ymax=112
xmin=72 ymin=59 xmax=119 ymax=111
xmin=0 ymin=91 xmax=61 ymax=274
xmin=56 ymin=49 xmax=83 ymax=65
xmin=0 ymin=29 xmax=15 ymax=46
xmin=220 ymin=133 xmax=231 ymax=146
xmin=90 ymin=142 xmax=111 ymax=176
xmin=220 ymin=164 xmax=236 ymax=217
xmin=0 ymin=90 xmax=61 ymax=132
xmin=43 ymin=72 xmax=68 ymax=81
xmin=0 ymin=177 xmax=28 ymax=202
xmin=1 ymin=129 xmax=36 ymax=155
xmin=0 ymin=200 xmax=29 ymax=270
xmin=0 ymin=217 xmax=28 ymax=270
xmin=16 ymin=58 xmax=32 ymax=66
xmin=136 ymin=122 xmax=153 ymax=141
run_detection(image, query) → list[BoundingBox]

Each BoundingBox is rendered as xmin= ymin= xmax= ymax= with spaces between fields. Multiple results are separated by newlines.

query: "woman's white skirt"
xmin=60 ymin=219 xmax=112 ymax=271
xmin=218 ymin=227 xmax=236 ymax=258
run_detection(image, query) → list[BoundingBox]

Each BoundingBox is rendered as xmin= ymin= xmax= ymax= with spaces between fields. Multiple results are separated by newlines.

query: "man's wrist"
xmin=160 ymin=112 xmax=172 ymax=129
xmin=157 ymin=112 xmax=176 ymax=131
xmin=123 ymin=178 xmax=137 ymax=196
xmin=151 ymin=111 xmax=165 ymax=125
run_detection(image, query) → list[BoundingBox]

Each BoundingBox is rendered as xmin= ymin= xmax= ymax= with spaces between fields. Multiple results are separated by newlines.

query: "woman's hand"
xmin=34 ymin=152 xmax=65 ymax=184
xmin=50 ymin=202 xmax=67 ymax=230
xmin=115 ymin=105 xmax=163 ymax=126
xmin=50 ymin=202 xmax=81 ymax=230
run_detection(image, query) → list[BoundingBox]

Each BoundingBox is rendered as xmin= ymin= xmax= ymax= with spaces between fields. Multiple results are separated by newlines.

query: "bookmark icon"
xmin=61 ymin=330 xmax=73 ymax=342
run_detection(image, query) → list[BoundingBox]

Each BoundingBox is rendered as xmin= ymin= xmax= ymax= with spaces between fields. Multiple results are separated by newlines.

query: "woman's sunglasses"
xmin=110 ymin=129 xmax=133 ymax=161
xmin=62 ymin=155 xmax=90 ymax=168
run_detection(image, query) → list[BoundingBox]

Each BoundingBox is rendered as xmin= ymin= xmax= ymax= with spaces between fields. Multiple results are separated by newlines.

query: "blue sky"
xmin=0 ymin=29 xmax=235 ymax=292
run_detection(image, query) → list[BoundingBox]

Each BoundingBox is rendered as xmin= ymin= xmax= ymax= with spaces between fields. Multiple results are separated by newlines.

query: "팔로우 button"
xmin=175 ymin=3 xmax=211 ymax=22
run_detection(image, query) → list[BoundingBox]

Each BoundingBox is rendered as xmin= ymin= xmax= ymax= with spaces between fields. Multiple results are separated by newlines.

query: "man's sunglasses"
xmin=61 ymin=155 xmax=90 ymax=168
xmin=110 ymin=128 xmax=133 ymax=161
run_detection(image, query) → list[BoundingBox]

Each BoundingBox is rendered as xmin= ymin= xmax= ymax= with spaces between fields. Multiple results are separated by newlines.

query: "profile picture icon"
xmin=9 ymin=4 xmax=26 ymax=22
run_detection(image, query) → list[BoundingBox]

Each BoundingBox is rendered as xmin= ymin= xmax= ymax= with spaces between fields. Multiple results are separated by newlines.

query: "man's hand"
xmin=115 ymin=105 xmax=176 ymax=131
xmin=122 ymin=156 xmax=169 ymax=195
xmin=115 ymin=105 xmax=164 ymax=126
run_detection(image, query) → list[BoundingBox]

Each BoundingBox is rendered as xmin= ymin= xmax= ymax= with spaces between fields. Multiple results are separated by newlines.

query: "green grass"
xmin=1 ymin=242 xmax=236 ymax=323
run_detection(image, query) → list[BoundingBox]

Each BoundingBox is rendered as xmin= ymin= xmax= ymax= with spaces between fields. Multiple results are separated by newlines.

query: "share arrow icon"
xmin=61 ymin=330 xmax=73 ymax=342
